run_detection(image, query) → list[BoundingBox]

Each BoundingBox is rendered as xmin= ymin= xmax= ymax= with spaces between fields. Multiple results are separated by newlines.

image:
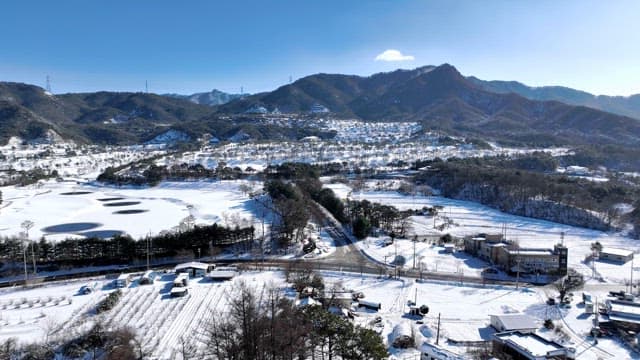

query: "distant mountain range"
xmin=1 ymin=64 xmax=640 ymax=152
xmin=164 ymin=89 xmax=248 ymax=106
xmin=468 ymin=77 xmax=640 ymax=120
xmin=219 ymin=64 xmax=640 ymax=147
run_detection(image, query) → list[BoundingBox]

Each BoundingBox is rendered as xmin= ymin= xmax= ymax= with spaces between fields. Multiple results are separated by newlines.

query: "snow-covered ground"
xmin=2 ymin=270 xmax=635 ymax=359
xmin=0 ymin=142 xmax=164 ymax=180
xmin=324 ymin=182 xmax=640 ymax=286
xmin=0 ymin=179 xmax=262 ymax=241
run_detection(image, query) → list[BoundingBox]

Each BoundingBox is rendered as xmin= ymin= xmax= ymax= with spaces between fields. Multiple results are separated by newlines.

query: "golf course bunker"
xmin=103 ymin=201 xmax=141 ymax=207
xmin=42 ymin=222 xmax=102 ymax=233
xmin=79 ymin=230 xmax=124 ymax=239
xmin=97 ymin=197 xmax=125 ymax=202
xmin=59 ymin=191 xmax=93 ymax=195
xmin=113 ymin=209 xmax=148 ymax=214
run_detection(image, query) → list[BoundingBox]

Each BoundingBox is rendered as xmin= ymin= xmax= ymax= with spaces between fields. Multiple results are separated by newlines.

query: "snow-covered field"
xmin=0 ymin=180 xmax=262 ymax=241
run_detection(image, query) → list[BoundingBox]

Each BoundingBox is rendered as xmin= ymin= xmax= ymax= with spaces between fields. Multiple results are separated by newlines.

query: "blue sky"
xmin=1 ymin=0 xmax=638 ymax=95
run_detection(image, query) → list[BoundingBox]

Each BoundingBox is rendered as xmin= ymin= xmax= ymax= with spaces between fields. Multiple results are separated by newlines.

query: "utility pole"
xmin=21 ymin=234 xmax=28 ymax=285
xmin=146 ymin=235 xmax=150 ymax=270
xmin=630 ymin=255 xmax=635 ymax=294
xmin=435 ymin=313 xmax=441 ymax=345
xmin=413 ymin=235 xmax=417 ymax=269
xmin=515 ymin=255 xmax=521 ymax=290
xmin=21 ymin=221 xmax=35 ymax=276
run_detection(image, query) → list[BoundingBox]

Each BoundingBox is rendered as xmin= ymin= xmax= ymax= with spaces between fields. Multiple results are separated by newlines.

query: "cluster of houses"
xmin=463 ymin=234 xmax=568 ymax=276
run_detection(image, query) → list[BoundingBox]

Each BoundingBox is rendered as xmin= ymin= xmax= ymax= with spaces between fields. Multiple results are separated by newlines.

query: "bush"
xmin=96 ymin=290 xmax=122 ymax=314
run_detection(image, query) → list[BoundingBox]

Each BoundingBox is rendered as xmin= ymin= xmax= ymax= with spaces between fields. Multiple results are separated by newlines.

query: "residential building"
xmin=490 ymin=314 xmax=538 ymax=333
xmin=493 ymin=331 xmax=576 ymax=360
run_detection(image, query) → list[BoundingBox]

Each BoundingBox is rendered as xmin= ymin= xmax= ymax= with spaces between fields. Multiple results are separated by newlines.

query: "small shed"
xmin=443 ymin=244 xmax=455 ymax=253
xmin=600 ymin=248 xmax=634 ymax=263
xmin=174 ymin=273 xmax=189 ymax=287
xmin=174 ymin=261 xmax=214 ymax=278
xmin=114 ymin=273 xmax=132 ymax=288
xmin=391 ymin=322 xmax=414 ymax=348
xmin=490 ymin=313 xmax=538 ymax=333
xmin=207 ymin=266 xmax=238 ymax=281
xmin=170 ymin=286 xmax=189 ymax=297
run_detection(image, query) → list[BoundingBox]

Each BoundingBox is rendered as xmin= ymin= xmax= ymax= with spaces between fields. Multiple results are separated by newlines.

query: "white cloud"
xmin=374 ymin=49 xmax=415 ymax=62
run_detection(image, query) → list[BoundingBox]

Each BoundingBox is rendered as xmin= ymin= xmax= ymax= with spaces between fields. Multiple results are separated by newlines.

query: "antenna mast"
xmin=145 ymin=80 xmax=149 ymax=94
xmin=45 ymin=75 xmax=52 ymax=93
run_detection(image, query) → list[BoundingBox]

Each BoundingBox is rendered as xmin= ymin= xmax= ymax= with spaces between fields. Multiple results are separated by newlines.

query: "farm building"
xmin=114 ymin=273 xmax=132 ymax=288
xmin=206 ymin=266 xmax=238 ymax=281
xmin=599 ymin=248 xmax=634 ymax=263
xmin=490 ymin=314 xmax=538 ymax=333
xmin=174 ymin=262 xmax=214 ymax=278
xmin=493 ymin=331 xmax=576 ymax=359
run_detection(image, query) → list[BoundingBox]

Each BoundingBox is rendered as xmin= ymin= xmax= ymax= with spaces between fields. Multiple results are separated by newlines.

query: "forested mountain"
xmin=218 ymin=64 xmax=640 ymax=147
xmin=468 ymin=76 xmax=640 ymax=120
xmin=0 ymin=82 xmax=212 ymax=144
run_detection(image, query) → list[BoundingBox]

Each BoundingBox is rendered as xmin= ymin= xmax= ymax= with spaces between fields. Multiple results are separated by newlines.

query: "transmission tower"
xmin=145 ymin=80 xmax=149 ymax=93
xmin=45 ymin=75 xmax=52 ymax=93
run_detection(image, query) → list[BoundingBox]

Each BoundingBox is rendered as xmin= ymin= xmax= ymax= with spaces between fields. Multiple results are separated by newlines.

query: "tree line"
xmin=414 ymin=155 xmax=640 ymax=231
xmin=0 ymin=223 xmax=254 ymax=271
xmin=97 ymin=161 xmax=246 ymax=186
